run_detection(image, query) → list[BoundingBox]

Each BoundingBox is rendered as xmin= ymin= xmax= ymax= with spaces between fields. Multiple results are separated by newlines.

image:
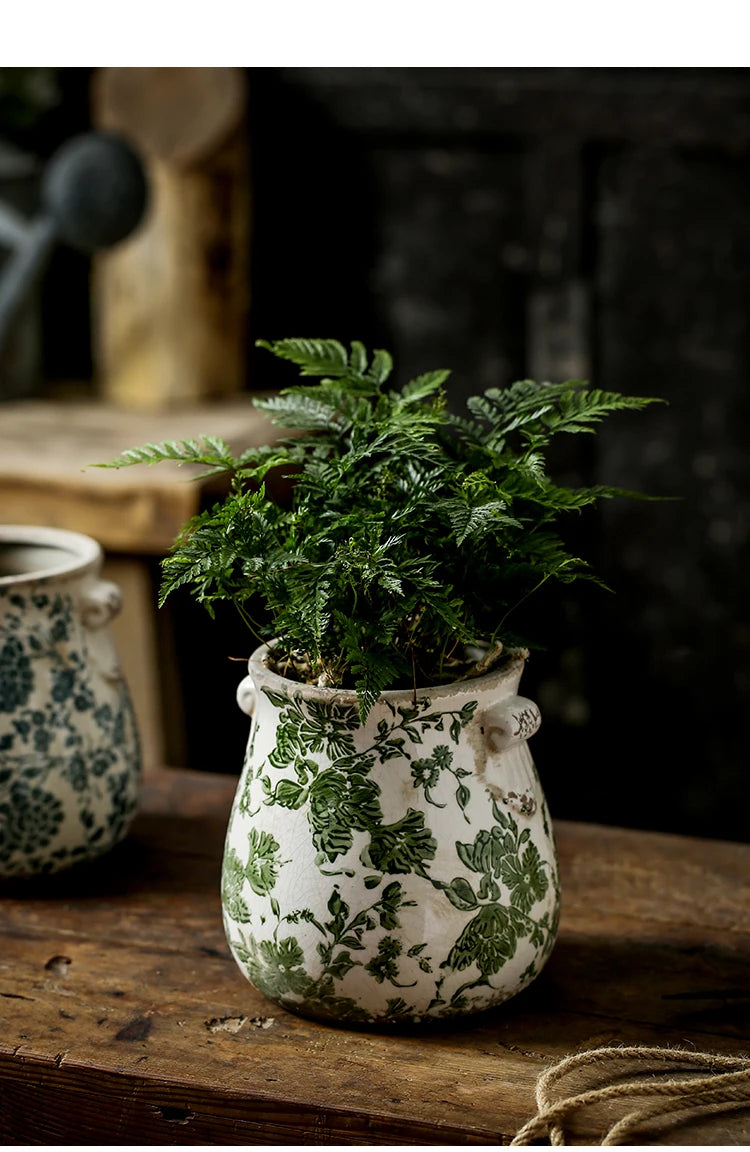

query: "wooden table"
xmin=1 ymin=768 xmax=748 ymax=1145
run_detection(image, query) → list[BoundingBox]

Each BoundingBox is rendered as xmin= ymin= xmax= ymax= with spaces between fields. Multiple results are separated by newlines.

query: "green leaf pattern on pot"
xmin=410 ymin=742 xmax=474 ymax=820
xmin=0 ymin=584 xmax=141 ymax=877
xmin=222 ymin=671 xmax=560 ymax=1023
xmin=244 ymin=828 xmax=285 ymax=895
xmin=360 ymin=809 xmax=437 ymax=875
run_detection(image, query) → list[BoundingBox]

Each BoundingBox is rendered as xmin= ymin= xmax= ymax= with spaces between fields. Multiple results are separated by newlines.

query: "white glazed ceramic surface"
xmin=0 ymin=526 xmax=141 ymax=877
xmin=222 ymin=644 xmax=560 ymax=1024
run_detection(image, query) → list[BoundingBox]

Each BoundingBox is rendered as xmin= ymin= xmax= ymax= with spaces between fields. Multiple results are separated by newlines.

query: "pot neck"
xmin=248 ymin=643 xmax=526 ymax=709
xmin=0 ymin=526 xmax=102 ymax=587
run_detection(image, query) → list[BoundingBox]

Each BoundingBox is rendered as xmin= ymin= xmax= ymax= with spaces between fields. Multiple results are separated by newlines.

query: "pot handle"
xmin=483 ymin=695 xmax=541 ymax=752
xmin=81 ymin=580 xmax=123 ymax=628
xmin=236 ymin=675 xmax=257 ymax=717
xmin=79 ymin=581 xmax=123 ymax=684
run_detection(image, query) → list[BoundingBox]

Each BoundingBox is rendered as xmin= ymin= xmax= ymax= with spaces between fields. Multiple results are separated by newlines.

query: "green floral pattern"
xmin=0 ymin=580 xmax=141 ymax=877
xmin=222 ymin=655 xmax=560 ymax=1023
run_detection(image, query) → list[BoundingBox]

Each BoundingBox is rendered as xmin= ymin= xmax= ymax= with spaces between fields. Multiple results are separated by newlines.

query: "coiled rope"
xmin=511 ymin=1045 xmax=750 ymax=1145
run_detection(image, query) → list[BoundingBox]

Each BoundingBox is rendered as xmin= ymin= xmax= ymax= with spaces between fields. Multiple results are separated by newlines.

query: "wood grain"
xmin=93 ymin=67 xmax=250 ymax=410
xmin=0 ymin=397 xmax=277 ymax=553
xmin=1 ymin=768 xmax=748 ymax=1144
xmin=94 ymin=67 xmax=245 ymax=168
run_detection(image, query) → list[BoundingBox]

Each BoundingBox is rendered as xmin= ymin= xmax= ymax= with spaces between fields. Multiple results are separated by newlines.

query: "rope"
xmin=510 ymin=1045 xmax=750 ymax=1146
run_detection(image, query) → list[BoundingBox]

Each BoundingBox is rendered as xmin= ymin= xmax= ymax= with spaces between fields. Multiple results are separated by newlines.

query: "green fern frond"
xmin=449 ymin=412 xmax=494 ymax=447
xmin=367 ymin=348 xmax=393 ymax=385
xmin=399 ymin=369 xmax=451 ymax=404
xmin=522 ymin=480 xmax=662 ymax=512
xmin=98 ymin=337 xmax=666 ymax=718
xmin=94 ymin=436 xmax=237 ymax=472
xmin=255 ymin=337 xmax=394 ymax=389
xmin=255 ymin=338 xmax=351 ymax=378
xmin=467 ymin=380 xmax=569 ymax=431
xmin=540 ymin=388 xmax=664 ymax=436
xmin=467 ymin=380 xmax=664 ymax=452
xmin=234 ymin=445 xmax=296 ymax=481
xmin=254 ymin=391 xmax=350 ymax=431
xmin=441 ymin=499 xmax=522 ymax=546
xmin=348 ymin=340 xmax=368 ymax=376
xmin=352 ymin=655 xmax=399 ymax=722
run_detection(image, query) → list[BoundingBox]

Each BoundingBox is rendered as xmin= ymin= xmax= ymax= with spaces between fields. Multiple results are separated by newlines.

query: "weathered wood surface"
xmin=0 ymin=768 xmax=748 ymax=1145
xmin=0 ymin=397 xmax=276 ymax=553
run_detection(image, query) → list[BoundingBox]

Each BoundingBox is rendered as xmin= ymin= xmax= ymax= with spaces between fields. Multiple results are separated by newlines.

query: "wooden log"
xmin=92 ymin=68 xmax=250 ymax=410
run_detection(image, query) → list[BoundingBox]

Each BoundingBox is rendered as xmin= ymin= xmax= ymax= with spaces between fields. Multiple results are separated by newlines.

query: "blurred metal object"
xmin=0 ymin=131 xmax=148 ymax=390
xmin=0 ymin=138 xmax=42 ymax=398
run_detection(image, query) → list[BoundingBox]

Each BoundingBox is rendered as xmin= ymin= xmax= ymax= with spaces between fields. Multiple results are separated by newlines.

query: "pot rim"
xmin=247 ymin=641 xmax=528 ymax=707
xmin=0 ymin=525 xmax=102 ymax=586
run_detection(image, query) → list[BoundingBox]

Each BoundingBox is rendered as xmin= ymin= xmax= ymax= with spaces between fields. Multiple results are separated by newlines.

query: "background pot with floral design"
xmin=223 ymin=643 xmax=559 ymax=1025
xmin=0 ymin=525 xmax=141 ymax=878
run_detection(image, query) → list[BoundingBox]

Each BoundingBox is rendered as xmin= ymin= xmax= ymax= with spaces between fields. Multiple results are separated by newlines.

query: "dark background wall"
xmin=2 ymin=67 xmax=749 ymax=842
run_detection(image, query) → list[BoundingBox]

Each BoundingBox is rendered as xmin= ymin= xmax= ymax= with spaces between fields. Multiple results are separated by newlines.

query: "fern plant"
xmin=99 ymin=339 xmax=662 ymax=718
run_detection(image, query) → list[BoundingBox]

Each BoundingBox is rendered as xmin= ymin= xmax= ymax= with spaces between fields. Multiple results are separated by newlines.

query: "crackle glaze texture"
xmin=222 ymin=645 xmax=560 ymax=1024
xmin=0 ymin=527 xmax=141 ymax=878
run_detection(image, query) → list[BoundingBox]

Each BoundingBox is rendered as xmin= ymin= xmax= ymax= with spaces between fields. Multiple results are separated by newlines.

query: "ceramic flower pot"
xmin=0 ymin=525 xmax=141 ymax=878
xmin=222 ymin=643 xmax=560 ymax=1025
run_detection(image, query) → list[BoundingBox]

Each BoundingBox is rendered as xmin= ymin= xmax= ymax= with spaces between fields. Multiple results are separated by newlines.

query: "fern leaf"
xmin=449 ymin=413 xmax=494 ymax=449
xmin=542 ymin=388 xmax=663 ymax=435
xmin=254 ymin=392 xmax=348 ymax=431
xmin=466 ymin=381 xmax=569 ymax=447
xmin=348 ymin=341 xmax=368 ymax=376
xmin=521 ymin=480 xmax=662 ymax=512
xmin=400 ymin=369 xmax=451 ymax=404
xmin=313 ymin=579 xmax=332 ymax=639
xmin=441 ymin=499 xmax=522 ymax=546
xmin=367 ymin=348 xmax=393 ymax=385
xmin=234 ymin=443 xmax=294 ymax=473
xmin=514 ymin=452 xmax=547 ymax=486
xmin=198 ymin=434 xmax=235 ymax=459
xmin=256 ymin=338 xmax=350 ymax=378
xmin=350 ymin=649 xmax=400 ymax=723
xmin=95 ymin=437 xmax=236 ymax=471
xmin=506 ymin=530 xmax=588 ymax=580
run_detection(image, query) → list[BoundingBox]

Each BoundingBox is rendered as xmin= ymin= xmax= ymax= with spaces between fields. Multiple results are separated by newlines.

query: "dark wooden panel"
xmin=590 ymin=143 xmax=750 ymax=840
xmin=367 ymin=145 xmax=526 ymax=401
xmin=245 ymin=71 xmax=384 ymax=392
xmin=275 ymin=68 xmax=750 ymax=148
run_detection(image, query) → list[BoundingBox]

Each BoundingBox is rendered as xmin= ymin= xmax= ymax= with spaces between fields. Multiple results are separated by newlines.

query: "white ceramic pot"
xmin=222 ymin=643 xmax=559 ymax=1025
xmin=0 ymin=525 xmax=141 ymax=877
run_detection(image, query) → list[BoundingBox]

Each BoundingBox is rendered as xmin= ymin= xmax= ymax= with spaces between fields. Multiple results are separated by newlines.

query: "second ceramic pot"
xmin=0 ymin=525 xmax=141 ymax=878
